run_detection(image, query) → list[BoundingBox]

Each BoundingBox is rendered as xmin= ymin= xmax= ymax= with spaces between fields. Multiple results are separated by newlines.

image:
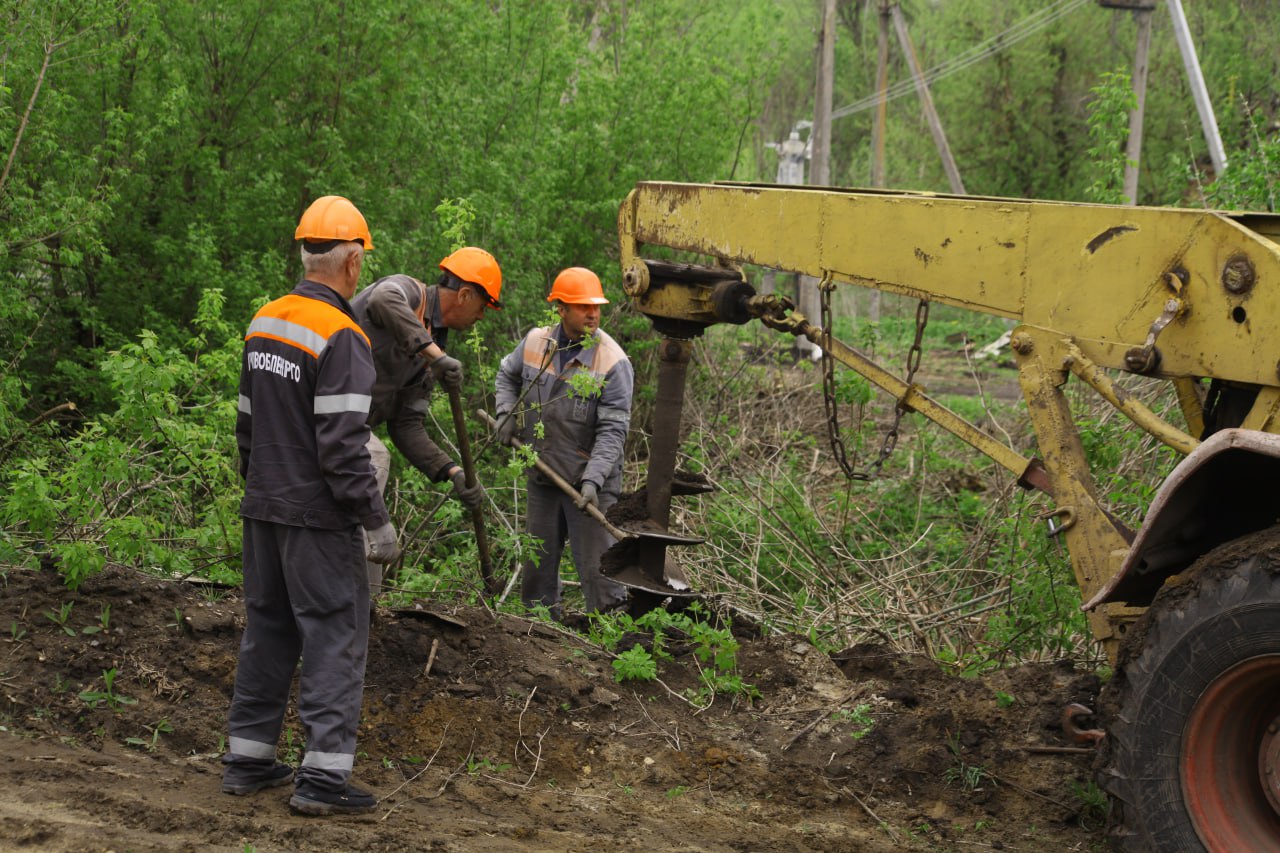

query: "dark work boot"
xmin=289 ymin=782 xmax=377 ymax=816
xmin=221 ymin=762 xmax=294 ymax=796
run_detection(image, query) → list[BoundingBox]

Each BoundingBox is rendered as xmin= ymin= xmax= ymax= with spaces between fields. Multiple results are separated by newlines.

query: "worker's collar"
xmin=425 ymin=285 xmax=448 ymax=349
xmin=296 ymin=278 xmax=356 ymax=317
xmin=553 ymin=323 xmax=597 ymax=368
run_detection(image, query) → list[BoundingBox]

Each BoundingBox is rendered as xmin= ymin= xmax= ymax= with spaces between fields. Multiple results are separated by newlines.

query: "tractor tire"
xmin=1097 ymin=525 xmax=1280 ymax=852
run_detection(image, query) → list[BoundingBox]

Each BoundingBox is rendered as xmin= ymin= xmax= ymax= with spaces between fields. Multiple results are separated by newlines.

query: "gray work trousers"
xmin=363 ymin=434 xmax=393 ymax=597
xmin=522 ymin=477 xmax=628 ymax=614
xmin=225 ymin=517 xmax=370 ymax=792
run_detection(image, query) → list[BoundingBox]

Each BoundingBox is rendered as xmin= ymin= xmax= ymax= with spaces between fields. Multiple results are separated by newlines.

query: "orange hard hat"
xmin=440 ymin=247 xmax=503 ymax=309
xmin=547 ymin=267 xmax=609 ymax=305
xmin=295 ymin=195 xmax=374 ymax=250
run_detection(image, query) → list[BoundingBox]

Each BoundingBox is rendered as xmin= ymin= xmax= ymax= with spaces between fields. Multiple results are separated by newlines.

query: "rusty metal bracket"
xmin=1124 ymin=267 xmax=1189 ymax=374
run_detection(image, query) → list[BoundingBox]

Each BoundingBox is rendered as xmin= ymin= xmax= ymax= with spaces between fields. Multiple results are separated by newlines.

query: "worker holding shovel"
xmin=493 ymin=267 xmax=633 ymax=619
xmin=351 ymin=247 xmax=500 ymax=600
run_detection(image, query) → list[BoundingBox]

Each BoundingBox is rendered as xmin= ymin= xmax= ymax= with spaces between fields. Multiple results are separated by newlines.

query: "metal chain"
xmin=821 ymin=283 xmax=930 ymax=480
xmin=871 ymin=298 xmax=930 ymax=473
xmin=818 ymin=272 xmax=866 ymax=479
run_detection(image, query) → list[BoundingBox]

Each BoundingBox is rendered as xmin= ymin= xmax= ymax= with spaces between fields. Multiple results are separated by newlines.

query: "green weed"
xmin=125 ymin=718 xmax=173 ymax=752
xmin=612 ymin=646 xmax=658 ymax=683
xmin=830 ymin=703 xmax=875 ymax=740
xmin=1072 ymin=780 xmax=1108 ymax=830
xmin=44 ymin=601 xmax=76 ymax=637
xmin=943 ymin=733 xmax=992 ymax=793
xmin=78 ymin=668 xmax=137 ymax=711
xmin=81 ymin=604 xmax=111 ymax=635
xmin=466 ymin=757 xmax=512 ymax=775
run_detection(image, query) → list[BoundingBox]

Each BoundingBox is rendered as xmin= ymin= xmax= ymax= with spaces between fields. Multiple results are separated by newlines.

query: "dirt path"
xmin=1 ymin=565 xmax=1107 ymax=851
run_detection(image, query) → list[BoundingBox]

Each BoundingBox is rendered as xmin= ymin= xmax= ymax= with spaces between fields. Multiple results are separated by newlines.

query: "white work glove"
xmin=578 ymin=481 xmax=599 ymax=510
xmin=450 ymin=470 xmax=485 ymax=510
xmin=494 ymin=410 xmax=518 ymax=446
xmin=365 ymin=521 xmax=400 ymax=564
xmin=429 ymin=353 xmax=463 ymax=390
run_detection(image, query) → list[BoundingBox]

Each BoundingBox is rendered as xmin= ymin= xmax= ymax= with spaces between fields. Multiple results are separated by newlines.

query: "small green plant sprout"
xmin=666 ymin=785 xmax=689 ymax=799
xmin=994 ymin=691 xmax=1015 ymax=709
xmin=831 ymin=703 xmax=876 ymax=740
xmin=8 ymin=620 xmax=26 ymax=642
xmin=943 ymin=732 xmax=993 ymax=793
xmin=1072 ymin=779 xmax=1108 ymax=830
xmin=167 ymin=607 xmax=184 ymax=632
xmin=125 ymin=718 xmax=173 ymax=752
xmin=466 ymin=756 xmax=512 ymax=775
xmin=45 ymin=601 xmax=76 ymax=636
xmin=78 ymin=668 xmax=137 ymax=711
xmin=82 ymin=604 xmax=111 ymax=635
xmin=612 ymin=645 xmax=658 ymax=683
xmin=281 ymin=729 xmax=302 ymax=764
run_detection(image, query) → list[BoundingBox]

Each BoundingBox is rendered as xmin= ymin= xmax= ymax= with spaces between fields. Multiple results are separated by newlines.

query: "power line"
xmin=832 ymin=0 xmax=1091 ymax=121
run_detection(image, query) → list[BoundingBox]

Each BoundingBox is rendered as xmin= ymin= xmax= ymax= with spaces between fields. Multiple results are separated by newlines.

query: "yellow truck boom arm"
xmin=620 ymin=181 xmax=1280 ymax=384
xmin=616 ymin=180 xmax=1280 ymax=655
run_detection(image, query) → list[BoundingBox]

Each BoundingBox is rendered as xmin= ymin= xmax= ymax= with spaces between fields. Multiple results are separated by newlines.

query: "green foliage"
xmin=565 ymin=370 xmax=607 ymax=401
xmin=831 ymin=703 xmax=876 ymax=740
xmin=597 ymin=604 xmax=757 ymax=705
xmin=1072 ymin=779 xmax=1108 ymax=830
xmin=44 ymin=601 xmax=76 ymax=637
xmin=78 ymin=667 xmax=136 ymax=712
xmin=612 ymin=645 xmax=658 ymax=683
xmin=466 ymin=756 xmax=512 ymax=775
xmin=943 ymin=732 xmax=993 ymax=793
xmin=435 ymin=198 xmax=478 ymax=254
xmin=1204 ymin=105 xmax=1280 ymax=211
xmin=1084 ymin=71 xmax=1137 ymax=204
xmin=81 ymin=604 xmax=110 ymax=636
xmin=1 ymin=289 xmax=242 ymax=588
xmin=125 ymin=718 xmax=173 ymax=752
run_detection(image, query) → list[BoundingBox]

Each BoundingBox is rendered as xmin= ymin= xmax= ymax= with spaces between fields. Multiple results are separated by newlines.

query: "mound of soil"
xmin=0 ymin=564 xmax=1107 ymax=851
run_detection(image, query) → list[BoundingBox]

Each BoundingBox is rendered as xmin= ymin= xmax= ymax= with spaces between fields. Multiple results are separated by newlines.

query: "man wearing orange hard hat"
xmin=493 ymin=266 xmax=632 ymax=618
xmin=351 ymin=246 xmax=503 ymax=599
xmin=224 ymin=195 xmax=394 ymax=817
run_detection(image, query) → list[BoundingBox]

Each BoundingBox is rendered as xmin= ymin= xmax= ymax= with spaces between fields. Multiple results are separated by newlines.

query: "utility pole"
xmin=798 ymin=0 xmax=837 ymax=361
xmin=867 ymin=0 xmax=891 ymax=323
xmin=891 ymin=3 xmax=965 ymax=194
xmin=871 ymin=0 xmax=890 ymax=188
xmin=1166 ymin=0 xmax=1227 ymax=177
xmin=1122 ymin=6 xmax=1154 ymax=205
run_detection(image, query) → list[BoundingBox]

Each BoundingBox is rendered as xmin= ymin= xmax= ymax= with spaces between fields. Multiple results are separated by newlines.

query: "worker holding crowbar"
xmin=351 ymin=247 xmax=502 ymax=600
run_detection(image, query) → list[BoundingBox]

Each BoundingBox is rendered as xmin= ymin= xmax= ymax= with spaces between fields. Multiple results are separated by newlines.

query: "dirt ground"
xmin=0 ymin=563 xmax=1109 ymax=852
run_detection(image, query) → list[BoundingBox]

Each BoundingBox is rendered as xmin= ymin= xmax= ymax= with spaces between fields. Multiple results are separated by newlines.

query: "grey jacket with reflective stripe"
xmin=236 ymin=280 xmax=389 ymax=531
xmin=494 ymin=325 xmax=633 ymax=492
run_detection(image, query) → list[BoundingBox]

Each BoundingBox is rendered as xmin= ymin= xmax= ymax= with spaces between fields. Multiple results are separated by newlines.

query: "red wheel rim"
xmin=1182 ymin=655 xmax=1280 ymax=851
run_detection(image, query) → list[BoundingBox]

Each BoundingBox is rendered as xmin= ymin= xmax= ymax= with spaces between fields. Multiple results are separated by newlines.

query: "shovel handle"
xmin=447 ymin=387 xmax=497 ymax=595
xmin=476 ymin=409 xmax=633 ymax=541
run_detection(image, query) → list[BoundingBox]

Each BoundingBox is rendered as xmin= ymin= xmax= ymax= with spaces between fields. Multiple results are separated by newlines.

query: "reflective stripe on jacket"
xmin=494 ymin=325 xmax=633 ymax=492
xmin=236 ymin=280 xmax=389 ymax=530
